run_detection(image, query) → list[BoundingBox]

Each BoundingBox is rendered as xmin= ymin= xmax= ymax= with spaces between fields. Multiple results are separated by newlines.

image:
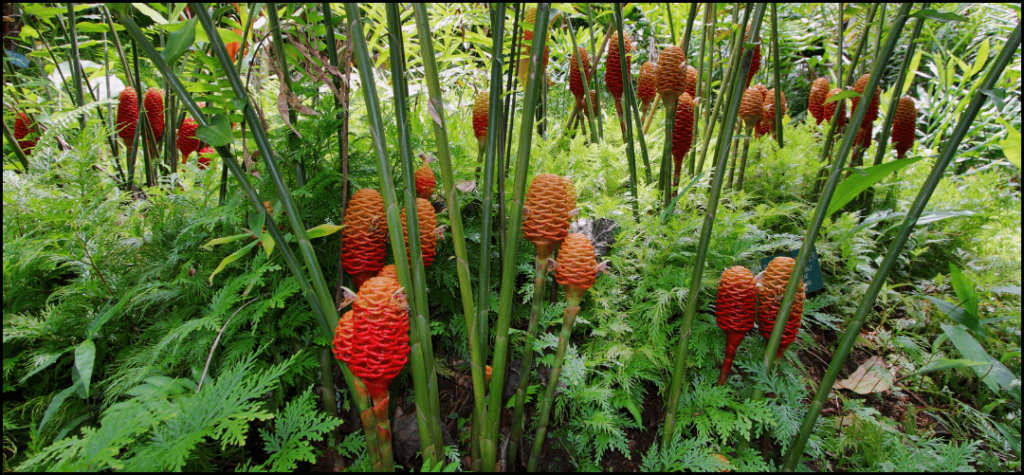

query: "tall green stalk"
xmin=783 ymin=23 xmax=1020 ymax=472
xmin=567 ymin=18 xmax=598 ymax=143
xmin=585 ymin=4 xmax=604 ymax=140
xmin=836 ymin=3 xmax=844 ymax=88
xmin=482 ymin=4 xmax=551 ymax=470
xmin=613 ymin=3 xmax=641 ymax=221
xmin=688 ymin=3 xmax=713 ymax=176
xmin=66 ymin=4 xmax=85 ymax=130
xmin=525 ymin=303 xmax=582 ymax=472
xmin=266 ymin=3 xmax=305 ymax=188
xmin=770 ymin=3 xmax=783 ymax=148
xmin=694 ymin=8 xmax=740 ymax=176
xmin=739 ymin=2 xmax=914 ymax=455
xmin=661 ymin=2 xmax=760 ymax=447
xmin=506 ymin=255 xmax=551 ymax=466
xmin=872 ymin=6 xmax=928 ymax=167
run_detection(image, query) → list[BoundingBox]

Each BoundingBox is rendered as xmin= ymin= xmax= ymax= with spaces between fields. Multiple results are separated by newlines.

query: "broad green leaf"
xmin=87 ymin=293 xmax=132 ymax=338
xmin=39 ymin=383 xmax=81 ymax=432
xmin=922 ymin=295 xmax=983 ymax=336
xmin=196 ymin=114 xmax=234 ymax=147
xmin=75 ymin=21 xmax=120 ymax=33
xmin=901 ymin=50 xmax=922 ymax=96
xmin=209 ymin=240 xmax=259 ymax=285
xmin=261 ymin=232 xmax=275 ymax=258
xmin=827 ymin=157 xmax=922 ymax=216
xmin=941 ymin=323 xmax=1017 ymax=396
xmin=949 ymin=264 xmax=979 ymax=323
xmin=20 ymin=351 xmax=67 ymax=383
xmin=970 ymin=38 xmax=990 ymax=78
xmin=305 ymin=223 xmax=345 ymax=239
xmin=202 ymin=232 xmax=252 ymax=250
xmin=75 ymin=340 xmax=96 ymax=398
xmin=19 ymin=25 xmax=40 ymax=39
xmin=163 ymin=17 xmax=197 ymax=65
xmin=910 ymin=9 xmax=967 ymax=23
xmin=997 ymin=119 xmax=1021 ymax=169
xmin=994 ymin=422 xmax=1022 ymax=458
xmin=823 ymin=89 xmax=860 ymax=104
xmin=904 ymin=358 xmax=986 ymax=380
xmin=990 ymin=286 xmax=1022 ymax=296
xmin=133 ymin=3 xmax=168 ymax=25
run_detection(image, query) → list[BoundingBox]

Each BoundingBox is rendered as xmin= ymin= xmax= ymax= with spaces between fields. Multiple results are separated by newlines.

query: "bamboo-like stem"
xmin=483 ymin=4 xmax=551 ymax=470
xmin=585 ymin=4 xmax=604 ymax=140
xmin=661 ymin=2 xmax=759 ymax=447
xmin=770 ymin=3 xmax=784 ymax=148
xmin=659 ymin=100 xmax=678 ymax=211
xmin=102 ymin=6 xmax=142 ymax=189
xmin=613 ymin=3 xmax=641 ymax=221
xmin=526 ymin=304 xmax=582 ymax=472
xmin=694 ymin=11 xmax=739 ymax=176
xmin=843 ymin=4 xmax=878 ymax=87
xmin=66 ymin=4 xmax=86 ymax=130
xmin=873 ymin=4 xmax=886 ymax=68
xmin=384 ymin=5 xmax=446 ymax=464
xmin=266 ymin=3 xmax=306 ymax=188
xmin=566 ymin=17 xmax=598 ymax=143
xmin=739 ymin=2 xmax=914 ymax=456
xmin=507 ymin=256 xmax=551 ymax=466
xmin=699 ymin=4 xmax=715 ymax=141
xmin=836 ymin=2 xmax=844 ymax=89
xmin=132 ymin=44 xmax=156 ymax=187
xmin=643 ymin=94 xmax=660 ymax=134
xmin=624 ymin=67 xmax=653 ymax=185
xmin=727 ymin=124 xmax=740 ymax=189
xmin=736 ymin=134 xmax=753 ymax=192
xmin=666 ymin=3 xmax=677 ymax=45
xmin=680 ymin=4 xmax=698 ymax=52
xmin=2 ymin=121 xmax=30 ymax=171
xmin=872 ymin=6 xmax=927 ymax=167
xmin=783 ymin=24 xmax=1020 ymax=471
xmin=688 ymin=4 xmax=712 ymax=176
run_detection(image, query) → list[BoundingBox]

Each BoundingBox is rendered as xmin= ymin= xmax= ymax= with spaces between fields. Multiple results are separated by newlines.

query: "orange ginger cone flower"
xmin=823 ymin=87 xmax=847 ymax=129
xmin=808 ymin=77 xmax=830 ymax=125
xmin=14 ymin=112 xmax=37 ymax=155
xmin=197 ymin=145 xmax=214 ymax=170
xmin=117 ymin=86 xmax=139 ymax=150
xmin=756 ymin=256 xmax=805 ymax=359
xmin=342 ymin=189 xmax=388 ymax=289
xmin=522 ymin=173 xmax=570 ymax=259
xmin=891 ymin=96 xmax=917 ymax=159
xmin=473 ymin=91 xmax=489 ymax=145
xmin=671 ymin=93 xmax=695 ymax=187
xmin=855 ymin=126 xmax=872 ymax=150
xmin=341 ymin=276 xmax=410 ymax=401
xmin=563 ymin=176 xmax=577 ymax=214
xmin=377 ymin=264 xmax=398 ymax=281
xmin=683 ymin=64 xmax=699 ymax=99
xmin=523 ymin=7 xmax=536 ymax=42
xmin=744 ymin=25 xmax=761 ymax=88
xmin=715 ymin=266 xmax=757 ymax=385
xmin=332 ymin=310 xmax=356 ymax=362
xmin=637 ymin=62 xmax=657 ymax=113
xmin=568 ymin=46 xmax=591 ymax=107
xmin=485 ymin=365 xmax=493 ymax=385
xmin=226 ymin=28 xmax=243 ymax=62
xmin=852 ymin=73 xmax=880 ymax=129
xmin=605 ymin=32 xmax=631 ymax=102
xmin=144 ymin=87 xmax=164 ymax=140
xmin=757 ymin=89 xmax=786 ymax=139
xmin=738 ymin=87 xmax=764 ymax=131
xmin=582 ymin=90 xmax=598 ymax=117
xmin=401 ymin=198 xmax=438 ymax=267
xmin=414 ymin=154 xmax=436 ymax=200
xmin=177 ymin=117 xmax=201 ymax=163
xmin=555 ymin=233 xmax=599 ymax=304
xmin=752 ymin=83 xmax=768 ymax=101
xmin=517 ymin=8 xmax=538 ymax=86
xmin=656 ymin=46 xmax=686 ymax=105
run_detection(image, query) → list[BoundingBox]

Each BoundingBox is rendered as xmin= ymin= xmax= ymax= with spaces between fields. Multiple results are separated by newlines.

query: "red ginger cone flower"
xmin=401 ymin=198 xmax=438 ymax=267
xmin=716 ymin=266 xmax=757 ymax=386
xmin=522 ymin=173 xmax=570 ymax=259
xmin=197 ymin=145 xmax=214 ymax=170
xmin=756 ymin=89 xmax=786 ymax=139
xmin=144 ymin=87 xmax=165 ymax=140
xmin=756 ymin=256 xmax=805 ymax=359
xmin=808 ymin=78 xmax=830 ymax=125
xmin=377 ymin=264 xmax=398 ymax=281
xmin=473 ymin=91 xmax=489 ymax=144
xmin=177 ymin=117 xmax=201 ymax=163
xmin=555 ymin=233 xmax=598 ymax=304
xmin=14 ymin=112 xmax=37 ymax=155
xmin=582 ymin=90 xmax=599 ymax=117
xmin=638 ymin=62 xmax=657 ymax=113
xmin=672 ymin=93 xmax=695 ymax=187
xmin=340 ymin=276 xmax=410 ymax=401
xmin=568 ymin=46 xmax=591 ymax=107
xmin=683 ymin=64 xmax=698 ymax=99
xmin=891 ymin=96 xmax=917 ymax=159
xmin=855 ymin=126 xmax=872 ymax=150
xmin=605 ymin=32 xmax=631 ymax=102
xmin=414 ymin=155 xmax=436 ymax=200
xmin=117 ymin=87 xmax=139 ymax=150
xmin=823 ymin=87 xmax=847 ymax=129
xmin=744 ymin=25 xmax=762 ymax=88
xmin=852 ymin=74 xmax=880 ymax=128
xmin=657 ymin=46 xmax=687 ymax=105
xmin=332 ymin=310 xmax=356 ymax=362
xmin=738 ymin=87 xmax=764 ymax=131
xmin=342 ymin=189 xmax=388 ymax=289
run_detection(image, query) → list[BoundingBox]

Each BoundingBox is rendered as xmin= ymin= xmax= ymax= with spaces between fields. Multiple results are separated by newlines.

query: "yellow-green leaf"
xmin=305 ymin=223 xmax=345 ymax=239
xmin=970 ymin=39 xmax=990 ymax=78
xmin=209 ymin=240 xmax=259 ymax=285
xmin=202 ymin=232 xmax=252 ymax=250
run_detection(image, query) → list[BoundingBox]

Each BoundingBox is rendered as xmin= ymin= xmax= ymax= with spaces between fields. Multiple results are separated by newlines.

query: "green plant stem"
xmin=739 ymin=2 xmax=913 ymax=455
xmin=843 ymin=4 xmax=878 ymax=87
xmin=566 ymin=17 xmax=598 ymax=143
xmin=66 ymin=4 xmax=85 ymax=130
xmin=102 ymin=6 xmax=141 ymax=189
xmin=526 ymin=303 xmax=582 ymax=472
xmin=613 ymin=3 xmax=641 ymax=221
xmin=666 ymin=3 xmax=677 ymax=45
xmin=770 ymin=3 xmax=783 ymax=148
xmin=836 ymin=2 xmax=844 ymax=88
xmin=585 ymin=4 xmax=604 ymax=140
xmin=2 ymin=121 xmax=30 ymax=171
xmin=661 ymin=2 xmax=759 ymax=448
xmin=696 ymin=3 xmax=715 ymax=173
xmin=727 ymin=124 xmax=740 ymax=189
xmin=736 ymin=134 xmax=753 ymax=191
xmin=680 ymin=4 xmax=698 ymax=51
xmin=783 ymin=22 xmax=1020 ymax=471
xmin=694 ymin=10 xmax=738 ymax=176
xmin=624 ymin=71 xmax=653 ymax=186
xmin=659 ymin=97 xmax=678 ymax=211
xmin=507 ymin=255 xmax=551 ymax=467
xmin=483 ymin=4 xmax=551 ymax=470
xmin=266 ymin=3 xmax=305 ymax=188
xmin=689 ymin=4 xmax=712 ymax=176
xmin=872 ymin=6 xmax=928 ymax=167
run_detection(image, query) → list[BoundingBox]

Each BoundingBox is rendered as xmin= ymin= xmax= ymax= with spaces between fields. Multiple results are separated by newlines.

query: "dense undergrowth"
xmin=3 ymin=2 xmax=1022 ymax=473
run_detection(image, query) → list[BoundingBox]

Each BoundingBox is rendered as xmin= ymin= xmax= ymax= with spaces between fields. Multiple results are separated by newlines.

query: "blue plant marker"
xmin=760 ymin=246 xmax=825 ymax=293
xmin=5 ymin=50 xmax=30 ymax=69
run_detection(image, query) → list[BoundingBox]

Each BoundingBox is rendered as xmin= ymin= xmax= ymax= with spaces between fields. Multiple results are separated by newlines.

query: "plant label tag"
xmin=760 ymin=246 xmax=824 ymax=293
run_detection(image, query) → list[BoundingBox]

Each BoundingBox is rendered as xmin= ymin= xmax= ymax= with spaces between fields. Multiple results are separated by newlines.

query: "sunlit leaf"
xmin=827 ymin=157 xmax=922 ymax=216
xmin=305 ymin=223 xmax=345 ymax=239
xmin=196 ymin=114 xmax=234 ymax=147
xmin=75 ymin=340 xmax=96 ymax=398
xmin=163 ymin=17 xmax=197 ymax=65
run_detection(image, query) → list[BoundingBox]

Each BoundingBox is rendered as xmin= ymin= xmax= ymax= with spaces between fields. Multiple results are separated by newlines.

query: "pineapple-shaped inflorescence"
xmin=823 ymin=87 xmax=847 ymax=129
xmin=671 ymin=93 xmax=695 ymax=188
xmin=582 ymin=90 xmax=599 ymax=117
xmin=342 ymin=189 xmax=388 ymax=289
xmin=568 ymin=46 xmax=592 ymax=108
xmin=197 ymin=146 xmax=214 ymax=170
xmin=605 ymin=32 xmax=631 ymax=102
xmin=891 ymin=96 xmax=917 ymax=159
xmin=144 ymin=87 xmax=165 ymax=141
xmin=14 ymin=112 xmax=37 ymax=155
xmin=683 ymin=64 xmax=698 ymax=99
xmin=851 ymin=74 xmax=880 ymax=147
xmin=715 ymin=266 xmax=757 ymax=386
xmin=472 ymin=91 xmax=489 ymax=145
xmin=807 ymin=77 xmax=830 ymax=126
xmin=738 ymin=87 xmax=765 ymax=132
xmin=414 ymin=154 xmax=436 ymax=200
xmin=177 ymin=117 xmax=201 ymax=163
xmin=401 ymin=198 xmax=438 ymax=267
xmin=555 ymin=233 xmax=599 ymax=305
xmin=522 ymin=173 xmax=570 ymax=260
xmin=656 ymin=46 xmax=687 ymax=105
xmin=563 ymin=176 xmax=577 ymax=214
xmin=117 ymin=86 xmax=139 ymax=151
xmin=377 ymin=264 xmax=398 ymax=281
xmin=756 ymin=89 xmax=786 ymax=139
xmin=637 ymin=62 xmax=658 ymax=114
xmin=744 ymin=25 xmax=762 ymax=88
xmin=334 ymin=276 xmax=410 ymax=401
xmin=756 ymin=257 xmax=805 ymax=359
